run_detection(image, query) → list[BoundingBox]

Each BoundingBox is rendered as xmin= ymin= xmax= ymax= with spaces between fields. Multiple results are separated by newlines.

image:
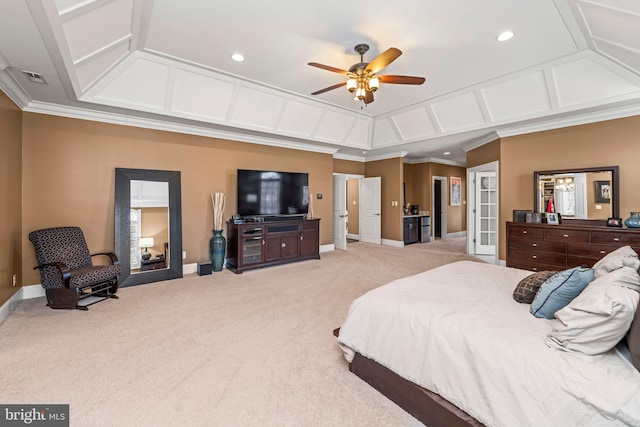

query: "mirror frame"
xmin=115 ymin=168 xmax=183 ymax=287
xmin=533 ymin=166 xmax=619 ymax=225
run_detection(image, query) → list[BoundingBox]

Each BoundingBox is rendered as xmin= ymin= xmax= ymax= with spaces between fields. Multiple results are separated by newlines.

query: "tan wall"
xmin=365 ymin=158 xmax=404 ymax=241
xmin=333 ymin=158 xmax=365 ymax=175
xmin=403 ymin=162 xmax=467 ymax=234
xmin=0 ymin=91 xmax=22 ymax=306
xmin=497 ymin=115 xmax=640 ymax=260
xmin=21 ymin=113 xmax=334 ymax=286
xmin=347 ymin=178 xmax=360 ymax=235
xmin=140 ymin=207 xmax=169 ymax=258
xmin=466 ymin=139 xmax=501 ymax=168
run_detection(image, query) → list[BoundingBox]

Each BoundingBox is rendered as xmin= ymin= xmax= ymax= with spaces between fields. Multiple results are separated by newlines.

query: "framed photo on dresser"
xmin=547 ymin=213 xmax=560 ymax=225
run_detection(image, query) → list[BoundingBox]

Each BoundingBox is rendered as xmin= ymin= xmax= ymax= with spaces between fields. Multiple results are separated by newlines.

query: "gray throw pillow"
xmin=513 ymin=270 xmax=557 ymax=304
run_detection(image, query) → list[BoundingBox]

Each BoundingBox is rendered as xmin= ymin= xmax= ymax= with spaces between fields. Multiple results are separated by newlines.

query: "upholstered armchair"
xmin=29 ymin=226 xmax=121 ymax=310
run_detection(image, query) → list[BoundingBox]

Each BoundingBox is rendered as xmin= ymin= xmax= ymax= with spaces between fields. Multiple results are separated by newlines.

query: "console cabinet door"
xmin=283 ymin=233 xmax=300 ymax=259
xmin=265 ymin=234 xmax=285 ymax=262
xmin=300 ymin=228 xmax=319 ymax=257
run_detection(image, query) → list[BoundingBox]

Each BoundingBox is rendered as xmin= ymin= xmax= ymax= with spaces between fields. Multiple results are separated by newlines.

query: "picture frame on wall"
xmin=595 ymin=180 xmax=611 ymax=203
xmin=450 ymin=176 xmax=461 ymax=206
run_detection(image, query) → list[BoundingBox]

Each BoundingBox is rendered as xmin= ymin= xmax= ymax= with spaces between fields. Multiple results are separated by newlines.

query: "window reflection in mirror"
xmin=130 ymin=180 xmax=169 ymax=273
xmin=534 ymin=167 xmax=618 ymax=222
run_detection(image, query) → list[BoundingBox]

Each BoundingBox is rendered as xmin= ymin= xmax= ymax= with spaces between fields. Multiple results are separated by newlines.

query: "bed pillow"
xmin=513 ymin=270 xmax=557 ymax=304
xmin=592 ymin=245 xmax=640 ymax=278
xmin=546 ymin=266 xmax=640 ymax=355
xmin=530 ymin=266 xmax=594 ymax=319
xmin=627 ymin=304 xmax=640 ymax=371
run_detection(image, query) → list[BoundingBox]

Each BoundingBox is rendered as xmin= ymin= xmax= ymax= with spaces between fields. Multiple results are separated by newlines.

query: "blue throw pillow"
xmin=530 ymin=266 xmax=594 ymax=319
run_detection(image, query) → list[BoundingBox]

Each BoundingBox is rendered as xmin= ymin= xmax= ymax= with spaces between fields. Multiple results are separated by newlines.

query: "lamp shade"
xmin=139 ymin=237 xmax=154 ymax=248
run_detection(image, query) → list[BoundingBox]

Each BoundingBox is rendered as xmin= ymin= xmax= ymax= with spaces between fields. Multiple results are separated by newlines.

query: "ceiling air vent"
xmin=22 ymin=70 xmax=47 ymax=84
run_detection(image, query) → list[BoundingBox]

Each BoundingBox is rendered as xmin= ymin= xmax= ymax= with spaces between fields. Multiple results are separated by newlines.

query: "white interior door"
xmin=333 ymin=175 xmax=348 ymax=250
xmin=573 ymin=173 xmax=587 ymax=219
xmin=474 ymin=172 xmax=497 ymax=255
xmin=360 ymin=177 xmax=381 ymax=244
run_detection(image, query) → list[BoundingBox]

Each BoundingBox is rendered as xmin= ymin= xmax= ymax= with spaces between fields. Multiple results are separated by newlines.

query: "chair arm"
xmin=91 ymin=252 xmax=120 ymax=266
xmin=33 ymin=262 xmax=72 ymax=288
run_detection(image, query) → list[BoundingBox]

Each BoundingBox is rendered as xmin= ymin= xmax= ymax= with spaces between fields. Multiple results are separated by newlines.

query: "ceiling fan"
xmin=308 ymin=44 xmax=425 ymax=106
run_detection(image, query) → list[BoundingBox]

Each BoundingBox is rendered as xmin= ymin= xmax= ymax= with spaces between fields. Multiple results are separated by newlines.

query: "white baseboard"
xmin=382 ymin=239 xmax=404 ymax=248
xmin=347 ymin=233 xmax=359 ymax=240
xmin=22 ymin=284 xmax=46 ymax=299
xmin=320 ymin=244 xmax=334 ymax=252
xmin=0 ymin=288 xmax=24 ymax=326
xmin=183 ymin=262 xmax=197 ymax=275
xmin=444 ymin=231 xmax=467 ymax=238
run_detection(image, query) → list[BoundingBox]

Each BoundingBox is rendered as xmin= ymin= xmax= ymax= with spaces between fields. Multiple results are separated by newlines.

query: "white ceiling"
xmin=1 ymin=0 xmax=639 ymax=165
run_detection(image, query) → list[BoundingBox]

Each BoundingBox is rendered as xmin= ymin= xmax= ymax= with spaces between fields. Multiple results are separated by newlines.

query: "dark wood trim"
xmin=533 ymin=165 xmax=619 ymax=224
xmin=349 ymin=352 xmax=484 ymax=427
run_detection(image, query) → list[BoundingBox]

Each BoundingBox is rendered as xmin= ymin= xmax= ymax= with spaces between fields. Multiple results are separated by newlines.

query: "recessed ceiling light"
xmin=443 ymin=151 xmax=451 ymax=155
xmin=231 ymin=53 xmax=245 ymax=62
xmin=496 ymin=31 xmax=514 ymax=42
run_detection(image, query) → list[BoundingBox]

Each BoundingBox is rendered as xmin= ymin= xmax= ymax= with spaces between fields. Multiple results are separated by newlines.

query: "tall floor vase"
xmin=210 ymin=229 xmax=226 ymax=272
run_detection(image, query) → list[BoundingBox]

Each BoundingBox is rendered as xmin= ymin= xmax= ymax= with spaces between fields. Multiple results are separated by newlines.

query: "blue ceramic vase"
xmin=210 ymin=229 xmax=226 ymax=271
xmin=624 ymin=212 xmax=640 ymax=228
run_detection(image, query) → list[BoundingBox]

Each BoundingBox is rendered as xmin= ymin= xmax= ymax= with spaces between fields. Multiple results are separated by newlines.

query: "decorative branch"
xmin=211 ymin=192 xmax=226 ymax=230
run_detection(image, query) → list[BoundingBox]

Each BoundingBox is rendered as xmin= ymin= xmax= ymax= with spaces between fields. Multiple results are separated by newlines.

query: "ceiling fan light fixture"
xmin=346 ymin=78 xmax=357 ymax=93
xmin=368 ymin=76 xmax=379 ymax=92
xmin=355 ymin=86 xmax=366 ymax=100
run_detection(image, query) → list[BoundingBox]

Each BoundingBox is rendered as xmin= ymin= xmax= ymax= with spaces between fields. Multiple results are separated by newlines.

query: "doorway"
xmin=432 ymin=176 xmax=447 ymax=240
xmin=467 ymin=161 xmax=499 ymax=264
xmin=333 ymin=173 xmax=365 ymax=250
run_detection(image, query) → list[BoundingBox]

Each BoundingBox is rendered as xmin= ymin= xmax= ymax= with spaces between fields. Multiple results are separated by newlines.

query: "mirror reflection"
xmin=534 ymin=167 xmax=619 ymax=221
xmin=130 ymin=180 xmax=169 ymax=273
xmin=115 ymin=168 xmax=182 ymax=288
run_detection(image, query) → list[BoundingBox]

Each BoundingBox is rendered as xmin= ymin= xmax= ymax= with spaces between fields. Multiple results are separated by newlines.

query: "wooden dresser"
xmin=506 ymin=221 xmax=640 ymax=272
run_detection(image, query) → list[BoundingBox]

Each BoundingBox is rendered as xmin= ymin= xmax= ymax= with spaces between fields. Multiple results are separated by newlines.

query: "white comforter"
xmin=338 ymin=261 xmax=640 ymax=427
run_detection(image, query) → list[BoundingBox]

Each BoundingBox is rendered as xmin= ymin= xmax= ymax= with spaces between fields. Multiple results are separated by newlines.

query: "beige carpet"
xmin=0 ymin=238 xmax=479 ymax=427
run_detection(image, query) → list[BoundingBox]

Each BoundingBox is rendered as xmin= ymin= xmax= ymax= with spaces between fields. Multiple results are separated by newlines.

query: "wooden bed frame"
xmin=335 ymin=328 xmax=484 ymax=427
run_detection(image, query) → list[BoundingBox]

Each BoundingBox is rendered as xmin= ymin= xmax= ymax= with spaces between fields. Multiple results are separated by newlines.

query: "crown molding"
xmin=0 ymin=70 xmax=31 ymax=109
xmin=403 ymin=156 xmax=466 ymax=167
xmin=333 ymin=152 xmax=366 ymax=162
xmin=462 ymin=131 xmax=501 ymax=152
xmin=364 ymin=151 xmax=408 ymax=162
xmin=22 ymin=100 xmax=340 ymax=155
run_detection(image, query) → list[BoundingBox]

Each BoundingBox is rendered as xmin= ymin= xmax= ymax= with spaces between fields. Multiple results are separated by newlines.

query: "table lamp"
xmin=139 ymin=237 xmax=154 ymax=261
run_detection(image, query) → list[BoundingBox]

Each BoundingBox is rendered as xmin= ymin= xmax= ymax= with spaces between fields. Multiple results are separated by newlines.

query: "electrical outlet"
xmin=12 ymin=274 xmax=16 ymax=287
xmin=182 ymin=251 xmax=187 ymax=259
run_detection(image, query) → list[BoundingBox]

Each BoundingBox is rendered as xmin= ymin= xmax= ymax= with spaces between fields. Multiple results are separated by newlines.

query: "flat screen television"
xmin=237 ymin=169 xmax=309 ymax=217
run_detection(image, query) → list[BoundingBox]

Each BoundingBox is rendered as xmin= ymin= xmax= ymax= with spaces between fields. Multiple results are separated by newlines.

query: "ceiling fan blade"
xmin=311 ymin=81 xmax=347 ymax=95
xmin=364 ymin=90 xmax=374 ymax=105
xmin=365 ymin=48 xmax=402 ymax=74
xmin=379 ymin=75 xmax=426 ymax=85
xmin=308 ymin=62 xmax=349 ymax=75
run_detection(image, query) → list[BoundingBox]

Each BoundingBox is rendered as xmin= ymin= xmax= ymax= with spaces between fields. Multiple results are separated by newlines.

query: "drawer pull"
xmin=532 ymin=255 xmax=537 ymax=259
xmin=532 ymin=243 xmax=537 ymax=247
xmin=600 ymin=250 xmax=606 ymax=254
xmin=614 ymin=237 xmax=620 ymax=241
xmin=522 ymin=231 xmax=528 ymax=234
xmin=532 ymin=267 xmax=538 ymax=271
xmin=563 ymin=234 xmax=569 ymax=238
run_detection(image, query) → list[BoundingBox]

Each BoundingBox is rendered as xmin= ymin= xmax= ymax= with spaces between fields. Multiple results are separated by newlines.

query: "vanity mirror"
xmin=115 ymin=168 xmax=183 ymax=287
xmin=533 ymin=166 xmax=619 ymax=224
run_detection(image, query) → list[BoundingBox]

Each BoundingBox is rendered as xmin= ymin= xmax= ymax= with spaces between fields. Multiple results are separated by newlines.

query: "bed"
xmin=337 ymin=260 xmax=640 ymax=427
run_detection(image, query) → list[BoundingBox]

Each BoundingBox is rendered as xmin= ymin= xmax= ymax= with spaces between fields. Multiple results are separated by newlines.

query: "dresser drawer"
xmin=508 ymin=225 xmax=544 ymax=239
xmin=509 ymin=248 xmax=566 ymax=268
xmin=567 ymin=242 xmax=622 ymax=259
xmin=544 ymin=228 xmax=590 ymax=243
xmin=566 ymin=255 xmax=601 ymax=268
xmin=508 ymin=258 xmax=563 ymax=273
xmin=509 ymin=236 xmax=565 ymax=252
xmin=590 ymin=230 xmax=640 ymax=246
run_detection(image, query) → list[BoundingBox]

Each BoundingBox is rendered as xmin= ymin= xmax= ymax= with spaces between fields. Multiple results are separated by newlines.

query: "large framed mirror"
xmin=115 ymin=168 xmax=183 ymax=287
xmin=533 ymin=166 xmax=619 ymax=225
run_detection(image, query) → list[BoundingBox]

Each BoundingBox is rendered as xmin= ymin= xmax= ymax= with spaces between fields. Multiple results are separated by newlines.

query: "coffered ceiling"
xmin=1 ymin=0 xmax=639 ymax=165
